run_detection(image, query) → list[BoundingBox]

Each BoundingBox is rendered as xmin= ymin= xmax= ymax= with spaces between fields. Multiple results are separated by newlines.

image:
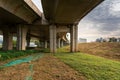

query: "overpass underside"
xmin=0 ymin=0 xmax=103 ymax=53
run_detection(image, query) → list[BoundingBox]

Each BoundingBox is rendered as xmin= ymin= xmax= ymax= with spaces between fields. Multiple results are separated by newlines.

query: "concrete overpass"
xmin=0 ymin=0 xmax=103 ymax=53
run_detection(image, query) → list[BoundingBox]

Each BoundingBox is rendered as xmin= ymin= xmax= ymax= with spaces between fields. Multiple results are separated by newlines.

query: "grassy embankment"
xmin=55 ymin=42 xmax=120 ymax=80
xmin=77 ymin=42 xmax=120 ymax=61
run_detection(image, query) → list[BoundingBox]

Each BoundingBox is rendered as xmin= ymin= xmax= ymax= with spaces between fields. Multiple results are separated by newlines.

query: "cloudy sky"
xmin=78 ymin=0 xmax=120 ymax=42
xmin=33 ymin=0 xmax=120 ymax=42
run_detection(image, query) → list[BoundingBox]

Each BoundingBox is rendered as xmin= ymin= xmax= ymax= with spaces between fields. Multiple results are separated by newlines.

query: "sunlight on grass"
xmin=55 ymin=52 xmax=120 ymax=80
xmin=57 ymin=46 xmax=70 ymax=53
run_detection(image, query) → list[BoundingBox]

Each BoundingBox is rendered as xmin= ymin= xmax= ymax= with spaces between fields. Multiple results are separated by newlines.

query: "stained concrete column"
xmin=70 ymin=25 xmax=78 ymax=52
xmin=75 ymin=25 xmax=78 ymax=52
xmin=44 ymin=40 xmax=48 ymax=48
xmin=49 ymin=25 xmax=56 ymax=53
xmin=26 ymin=35 xmax=31 ymax=47
xmin=57 ymin=38 xmax=61 ymax=48
xmin=17 ymin=25 xmax=27 ymax=50
xmin=60 ymin=39 xmax=64 ymax=47
xmin=2 ymin=28 xmax=13 ymax=50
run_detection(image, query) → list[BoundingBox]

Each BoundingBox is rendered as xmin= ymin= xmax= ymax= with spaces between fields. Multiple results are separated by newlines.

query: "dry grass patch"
xmin=0 ymin=54 xmax=85 ymax=80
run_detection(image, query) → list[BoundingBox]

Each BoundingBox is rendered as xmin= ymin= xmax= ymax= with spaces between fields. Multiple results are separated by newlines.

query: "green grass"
xmin=55 ymin=52 xmax=120 ymax=80
xmin=0 ymin=50 xmax=41 ymax=61
xmin=57 ymin=46 xmax=70 ymax=53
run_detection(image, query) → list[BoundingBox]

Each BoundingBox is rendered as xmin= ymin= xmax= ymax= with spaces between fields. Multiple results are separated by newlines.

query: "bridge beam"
xmin=17 ymin=25 xmax=27 ymax=50
xmin=0 ymin=0 xmax=39 ymax=23
xmin=49 ymin=25 xmax=56 ymax=53
xmin=70 ymin=25 xmax=78 ymax=52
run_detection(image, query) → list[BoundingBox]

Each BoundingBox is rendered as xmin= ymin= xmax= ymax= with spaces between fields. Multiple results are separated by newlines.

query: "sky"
xmin=78 ymin=0 xmax=120 ymax=42
xmin=32 ymin=0 xmax=120 ymax=42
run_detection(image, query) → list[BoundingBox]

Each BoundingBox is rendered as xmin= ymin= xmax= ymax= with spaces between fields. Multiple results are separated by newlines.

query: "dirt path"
xmin=0 ymin=54 xmax=85 ymax=80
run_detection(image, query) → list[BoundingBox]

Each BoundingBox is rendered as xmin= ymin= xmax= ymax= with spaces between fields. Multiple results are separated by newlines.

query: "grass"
xmin=58 ymin=42 xmax=120 ymax=61
xmin=0 ymin=50 xmax=41 ymax=61
xmin=55 ymin=48 xmax=120 ymax=80
xmin=78 ymin=42 xmax=120 ymax=54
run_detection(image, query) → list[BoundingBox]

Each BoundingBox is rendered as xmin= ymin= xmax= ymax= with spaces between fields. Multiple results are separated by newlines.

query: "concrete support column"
xmin=44 ymin=40 xmax=48 ymax=48
xmin=57 ymin=38 xmax=61 ymax=48
xmin=70 ymin=25 xmax=78 ymax=52
xmin=26 ymin=35 xmax=31 ymax=47
xmin=39 ymin=40 xmax=41 ymax=47
xmin=60 ymin=40 xmax=64 ymax=47
xmin=2 ymin=28 xmax=13 ymax=50
xmin=75 ymin=25 xmax=78 ymax=52
xmin=49 ymin=25 xmax=56 ymax=53
xmin=17 ymin=25 xmax=27 ymax=50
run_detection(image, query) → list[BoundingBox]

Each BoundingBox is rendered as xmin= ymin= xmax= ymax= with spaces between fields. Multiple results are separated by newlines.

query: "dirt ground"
xmin=78 ymin=42 xmax=120 ymax=61
xmin=0 ymin=54 xmax=85 ymax=80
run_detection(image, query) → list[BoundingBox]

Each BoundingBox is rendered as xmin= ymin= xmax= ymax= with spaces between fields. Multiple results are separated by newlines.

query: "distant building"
xmin=96 ymin=37 xmax=120 ymax=42
xmin=79 ymin=38 xmax=87 ymax=43
xmin=117 ymin=38 xmax=120 ymax=42
xmin=96 ymin=37 xmax=106 ymax=42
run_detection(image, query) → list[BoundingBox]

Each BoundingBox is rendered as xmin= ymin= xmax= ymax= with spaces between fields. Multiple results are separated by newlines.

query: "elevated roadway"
xmin=0 ymin=0 xmax=103 ymax=53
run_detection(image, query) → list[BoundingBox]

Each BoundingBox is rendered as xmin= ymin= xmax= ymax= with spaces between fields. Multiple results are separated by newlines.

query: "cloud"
xmin=78 ymin=0 xmax=120 ymax=41
xmin=86 ymin=0 xmax=120 ymax=19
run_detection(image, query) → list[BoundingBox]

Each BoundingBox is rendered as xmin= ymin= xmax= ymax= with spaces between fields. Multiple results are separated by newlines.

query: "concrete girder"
xmin=42 ymin=0 xmax=104 ymax=24
xmin=56 ymin=26 xmax=69 ymax=33
xmin=57 ymin=32 xmax=68 ymax=41
xmin=28 ymin=25 xmax=53 ymax=41
xmin=41 ymin=0 xmax=59 ymax=23
xmin=24 ymin=0 xmax=42 ymax=17
xmin=0 ymin=0 xmax=40 ymax=23
xmin=24 ymin=0 xmax=49 ymax=25
xmin=0 ymin=7 xmax=26 ymax=25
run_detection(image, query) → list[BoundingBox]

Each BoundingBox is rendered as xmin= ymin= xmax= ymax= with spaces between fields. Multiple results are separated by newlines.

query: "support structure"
xmin=70 ymin=25 xmax=78 ymax=52
xmin=57 ymin=38 xmax=61 ymax=48
xmin=2 ymin=27 xmax=13 ymax=50
xmin=49 ymin=25 xmax=56 ymax=53
xmin=60 ymin=39 xmax=64 ymax=47
xmin=26 ymin=35 xmax=31 ymax=47
xmin=44 ymin=40 xmax=48 ymax=48
xmin=17 ymin=25 xmax=27 ymax=50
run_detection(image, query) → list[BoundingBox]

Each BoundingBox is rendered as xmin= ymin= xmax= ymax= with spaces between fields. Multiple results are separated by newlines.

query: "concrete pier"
xmin=44 ymin=40 xmax=48 ymax=48
xmin=49 ymin=25 xmax=56 ymax=53
xmin=57 ymin=38 xmax=61 ymax=48
xmin=60 ymin=39 xmax=64 ymax=47
xmin=70 ymin=25 xmax=78 ymax=52
xmin=2 ymin=27 xmax=13 ymax=50
xmin=17 ymin=25 xmax=27 ymax=50
xmin=26 ymin=35 xmax=31 ymax=47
